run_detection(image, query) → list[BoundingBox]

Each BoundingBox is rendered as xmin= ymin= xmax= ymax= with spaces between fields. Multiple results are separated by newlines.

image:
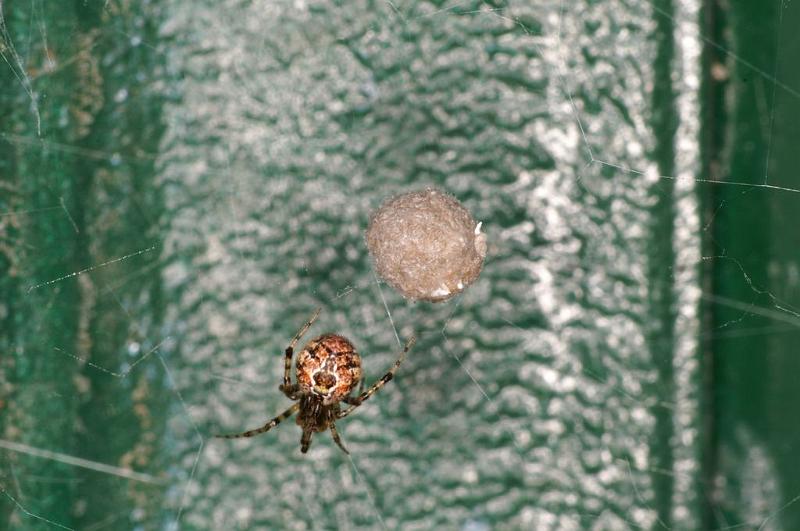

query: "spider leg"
xmin=279 ymin=383 xmax=301 ymax=400
xmin=343 ymin=376 xmax=365 ymax=405
xmin=338 ymin=336 xmax=415 ymax=419
xmin=215 ymin=402 xmax=300 ymax=439
xmin=329 ymin=422 xmax=349 ymax=454
xmin=282 ymin=307 xmax=321 ymax=393
xmin=300 ymin=426 xmax=314 ymax=453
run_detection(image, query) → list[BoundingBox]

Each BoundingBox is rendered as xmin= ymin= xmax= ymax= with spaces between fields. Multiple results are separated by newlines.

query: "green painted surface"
xmin=706 ymin=0 xmax=800 ymax=529
xmin=0 ymin=1 xmax=798 ymax=530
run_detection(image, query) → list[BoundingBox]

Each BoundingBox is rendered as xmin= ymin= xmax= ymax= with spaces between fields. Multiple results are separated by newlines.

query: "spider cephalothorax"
xmin=216 ymin=309 xmax=415 ymax=454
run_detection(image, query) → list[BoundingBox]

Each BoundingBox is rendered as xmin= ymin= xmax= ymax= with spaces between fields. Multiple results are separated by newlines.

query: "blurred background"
xmin=1 ymin=0 xmax=799 ymax=529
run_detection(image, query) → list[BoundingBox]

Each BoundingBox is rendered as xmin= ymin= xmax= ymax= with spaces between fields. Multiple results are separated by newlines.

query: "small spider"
xmin=216 ymin=308 xmax=415 ymax=454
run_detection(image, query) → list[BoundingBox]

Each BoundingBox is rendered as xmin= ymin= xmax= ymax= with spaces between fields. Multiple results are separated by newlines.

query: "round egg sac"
xmin=366 ymin=187 xmax=487 ymax=302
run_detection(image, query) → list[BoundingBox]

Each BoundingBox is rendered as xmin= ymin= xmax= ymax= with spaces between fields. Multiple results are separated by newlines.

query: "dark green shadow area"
xmin=705 ymin=0 xmax=800 ymax=528
xmin=1 ymin=2 xmax=168 ymax=529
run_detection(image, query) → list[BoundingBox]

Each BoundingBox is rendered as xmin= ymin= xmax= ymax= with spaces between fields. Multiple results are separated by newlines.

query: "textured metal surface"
xmin=0 ymin=0 xmax=722 ymax=529
xmin=6 ymin=0 xmax=800 ymax=530
xmin=156 ymin=1 xmax=701 ymax=529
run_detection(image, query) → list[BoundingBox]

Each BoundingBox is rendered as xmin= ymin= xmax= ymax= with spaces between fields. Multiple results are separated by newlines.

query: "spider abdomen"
xmin=296 ymin=334 xmax=362 ymax=405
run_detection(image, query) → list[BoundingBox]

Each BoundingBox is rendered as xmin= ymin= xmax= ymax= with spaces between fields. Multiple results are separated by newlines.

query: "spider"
xmin=216 ymin=308 xmax=415 ymax=454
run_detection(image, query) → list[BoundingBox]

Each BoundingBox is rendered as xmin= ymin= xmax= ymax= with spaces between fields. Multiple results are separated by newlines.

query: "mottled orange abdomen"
xmin=296 ymin=334 xmax=362 ymax=405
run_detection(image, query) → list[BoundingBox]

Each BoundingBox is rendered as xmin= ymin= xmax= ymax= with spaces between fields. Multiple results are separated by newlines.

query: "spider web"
xmin=1 ymin=0 xmax=799 ymax=530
